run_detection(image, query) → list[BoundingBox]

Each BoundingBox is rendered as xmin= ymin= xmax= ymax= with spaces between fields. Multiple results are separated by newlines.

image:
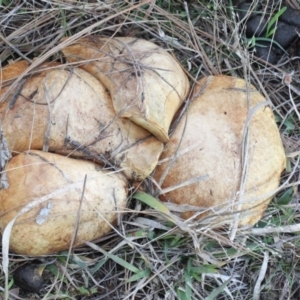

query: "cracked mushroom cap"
xmin=154 ymin=75 xmax=286 ymax=227
xmin=61 ymin=36 xmax=190 ymax=142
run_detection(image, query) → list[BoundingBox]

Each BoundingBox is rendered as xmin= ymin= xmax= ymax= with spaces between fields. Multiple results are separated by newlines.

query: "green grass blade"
xmin=85 ymin=241 xmax=140 ymax=274
xmin=204 ymin=277 xmax=231 ymax=300
xmin=253 ymin=37 xmax=288 ymax=54
xmin=276 ymin=187 xmax=294 ymax=205
xmin=99 ymin=251 xmax=140 ymax=274
xmin=177 ymin=288 xmax=189 ymax=300
xmin=190 ymin=264 xmax=218 ymax=274
xmin=89 ymin=259 xmax=106 ymax=275
xmin=184 ymin=270 xmax=192 ymax=300
xmin=266 ymin=6 xmax=287 ymax=37
xmin=132 ymin=191 xmax=171 ymax=215
xmin=126 ymin=268 xmax=151 ymax=283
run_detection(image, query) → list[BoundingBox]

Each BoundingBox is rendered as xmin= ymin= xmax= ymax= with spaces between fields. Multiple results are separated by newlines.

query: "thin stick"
xmin=253 ymin=251 xmax=269 ymax=300
xmin=56 ymin=175 xmax=87 ymax=294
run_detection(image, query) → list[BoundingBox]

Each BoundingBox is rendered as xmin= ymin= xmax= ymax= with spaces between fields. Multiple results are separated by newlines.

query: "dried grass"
xmin=1 ymin=0 xmax=300 ymax=299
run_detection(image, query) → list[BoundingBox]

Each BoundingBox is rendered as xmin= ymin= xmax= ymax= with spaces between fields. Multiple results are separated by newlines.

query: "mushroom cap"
xmin=154 ymin=75 xmax=286 ymax=227
xmin=0 ymin=150 xmax=128 ymax=255
xmin=0 ymin=60 xmax=29 ymax=83
xmin=61 ymin=36 xmax=190 ymax=142
xmin=0 ymin=61 xmax=163 ymax=180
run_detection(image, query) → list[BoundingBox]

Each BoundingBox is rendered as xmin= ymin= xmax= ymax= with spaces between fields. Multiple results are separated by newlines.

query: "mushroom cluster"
xmin=0 ymin=36 xmax=285 ymax=256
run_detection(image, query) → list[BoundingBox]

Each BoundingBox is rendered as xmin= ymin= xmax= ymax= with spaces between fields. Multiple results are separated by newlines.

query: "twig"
xmin=65 ymin=136 xmax=116 ymax=171
xmin=253 ymin=251 xmax=269 ymax=300
xmin=250 ymin=223 xmax=300 ymax=235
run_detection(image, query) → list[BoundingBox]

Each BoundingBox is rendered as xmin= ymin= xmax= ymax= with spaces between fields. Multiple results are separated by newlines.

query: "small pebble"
xmin=236 ymin=2 xmax=253 ymax=21
xmin=273 ymin=21 xmax=298 ymax=48
xmin=246 ymin=15 xmax=267 ymax=37
xmin=279 ymin=5 xmax=300 ymax=28
xmin=13 ymin=263 xmax=44 ymax=293
xmin=255 ymin=42 xmax=278 ymax=64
